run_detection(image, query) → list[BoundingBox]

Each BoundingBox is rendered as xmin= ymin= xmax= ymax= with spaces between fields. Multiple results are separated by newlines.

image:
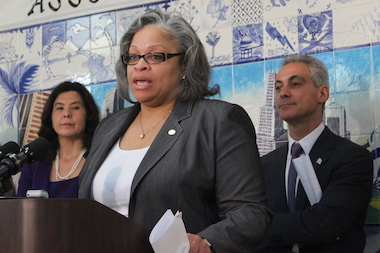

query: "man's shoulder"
xmin=319 ymin=128 xmax=369 ymax=152
xmin=311 ymin=128 xmax=372 ymax=166
xmin=261 ymin=144 xmax=287 ymax=161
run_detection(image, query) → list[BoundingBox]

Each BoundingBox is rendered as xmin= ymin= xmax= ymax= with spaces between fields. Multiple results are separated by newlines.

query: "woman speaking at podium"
xmin=78 ymin=10 xmax=271 ymax=253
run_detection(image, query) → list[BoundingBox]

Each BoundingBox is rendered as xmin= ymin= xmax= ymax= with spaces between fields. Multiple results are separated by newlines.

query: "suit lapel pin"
xmin=168 ymin=129 xmax=176 ymax=136
xmin=316 ymin=158 xmax=322 ymax=165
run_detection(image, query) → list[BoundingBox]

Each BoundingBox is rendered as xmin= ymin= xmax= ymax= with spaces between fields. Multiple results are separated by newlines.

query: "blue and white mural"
xmin=1 ymin=0 xmax=380 ymax=251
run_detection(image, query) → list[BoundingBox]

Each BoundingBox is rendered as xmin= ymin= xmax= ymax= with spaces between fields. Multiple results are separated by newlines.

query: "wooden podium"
xmin=0 ymin=198 xmax=155 ymax=253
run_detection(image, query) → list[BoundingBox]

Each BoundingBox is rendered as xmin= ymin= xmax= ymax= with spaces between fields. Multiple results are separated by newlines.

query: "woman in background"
xmin=79 ymin=9 xmax=271 ymax=252
xmin=17 ymin=81 xmax=99 ymax=198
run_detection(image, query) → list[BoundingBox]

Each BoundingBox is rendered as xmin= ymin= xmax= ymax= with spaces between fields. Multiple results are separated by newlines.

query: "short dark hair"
xmin=115 ymin=9 xmax=220 ymax=103
xmin=38 ymin=81 xmax=100 ymax=162
xmin=282 ymin=54 xmax=329 ymax=89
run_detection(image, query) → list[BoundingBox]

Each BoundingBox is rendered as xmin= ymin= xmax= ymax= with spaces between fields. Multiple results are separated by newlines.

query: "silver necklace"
xmin=139 ymin=111 xmax=171 ymax=139
xmin=55 ymin=148 xmax=87 ymax=181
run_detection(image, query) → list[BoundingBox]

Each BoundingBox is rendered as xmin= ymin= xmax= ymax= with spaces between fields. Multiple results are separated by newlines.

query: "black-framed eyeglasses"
xmin=122 ymin=52 xmax=185 ymax=65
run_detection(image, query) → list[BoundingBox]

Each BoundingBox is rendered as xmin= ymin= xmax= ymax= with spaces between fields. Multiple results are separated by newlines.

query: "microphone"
xmin=0 ymin=141 xmax=20 ymax=160
xmin=0 ymin=137 xmax=50 ymax=178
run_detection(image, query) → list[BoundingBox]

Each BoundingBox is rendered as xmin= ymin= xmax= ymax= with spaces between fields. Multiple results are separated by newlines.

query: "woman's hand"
xmin=187 ymin=233 xmax=212 ymax=253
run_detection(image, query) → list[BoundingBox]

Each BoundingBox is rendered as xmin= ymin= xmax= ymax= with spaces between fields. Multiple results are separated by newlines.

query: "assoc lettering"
xmin=28 ymin=0 xmax=99 ymax=16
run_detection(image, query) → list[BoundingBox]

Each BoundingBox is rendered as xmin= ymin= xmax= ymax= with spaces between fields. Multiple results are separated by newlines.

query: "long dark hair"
xmin=38 ymin=81 xmax=100 ymax=163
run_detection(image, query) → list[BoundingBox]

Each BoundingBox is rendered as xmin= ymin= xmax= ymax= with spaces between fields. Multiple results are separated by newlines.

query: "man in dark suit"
xmin=255 ymin=54 xmax=373 ymax=252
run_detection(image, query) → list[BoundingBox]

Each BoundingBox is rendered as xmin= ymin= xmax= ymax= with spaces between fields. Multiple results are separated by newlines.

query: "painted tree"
xmin=206 ymin=31 xmax=221 ymax=59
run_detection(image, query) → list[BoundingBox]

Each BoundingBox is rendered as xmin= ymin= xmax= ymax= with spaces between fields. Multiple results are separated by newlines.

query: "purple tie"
xmin=288 ymin=142 xmax=304 ymax=212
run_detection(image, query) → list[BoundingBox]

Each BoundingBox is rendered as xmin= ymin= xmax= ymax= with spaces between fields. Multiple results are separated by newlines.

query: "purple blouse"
xmin=17 ymin=160 xmax=79 ymax=198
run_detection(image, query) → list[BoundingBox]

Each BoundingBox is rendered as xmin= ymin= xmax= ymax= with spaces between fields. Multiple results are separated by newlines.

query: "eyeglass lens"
xmin=123 ymin=53 xmax=165 ymax=65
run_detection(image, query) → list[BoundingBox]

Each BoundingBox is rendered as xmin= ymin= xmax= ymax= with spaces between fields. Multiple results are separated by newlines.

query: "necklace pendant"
xmin=139 ymin=110 xmax=172 ymax=139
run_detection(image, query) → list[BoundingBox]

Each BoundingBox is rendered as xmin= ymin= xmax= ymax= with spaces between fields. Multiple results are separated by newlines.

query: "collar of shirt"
xmin=288 ymin=122 xmax=325 ymax=156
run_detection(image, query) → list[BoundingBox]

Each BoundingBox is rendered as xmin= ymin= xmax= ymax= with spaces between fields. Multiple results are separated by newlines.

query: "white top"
xmin=92 ymin=139 xmax=149 ymax=217
xmin=286 ymin=122 xmax=325 ymax=200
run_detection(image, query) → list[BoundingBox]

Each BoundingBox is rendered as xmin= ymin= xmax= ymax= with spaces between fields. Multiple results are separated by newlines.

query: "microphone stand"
xmin=0 ymin=176 xmax=15 ymax=197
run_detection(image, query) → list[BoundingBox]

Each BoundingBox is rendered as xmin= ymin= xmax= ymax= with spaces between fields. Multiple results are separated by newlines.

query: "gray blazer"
xmin=79 ymin=99 xmax=271 ymax=252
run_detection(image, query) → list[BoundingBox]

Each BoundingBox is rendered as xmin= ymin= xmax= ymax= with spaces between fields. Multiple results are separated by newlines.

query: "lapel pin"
xmin=316 ymin=158 xmax=322 ymax=165
xmin=168 ymin=129 xmax=176 ymax=136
